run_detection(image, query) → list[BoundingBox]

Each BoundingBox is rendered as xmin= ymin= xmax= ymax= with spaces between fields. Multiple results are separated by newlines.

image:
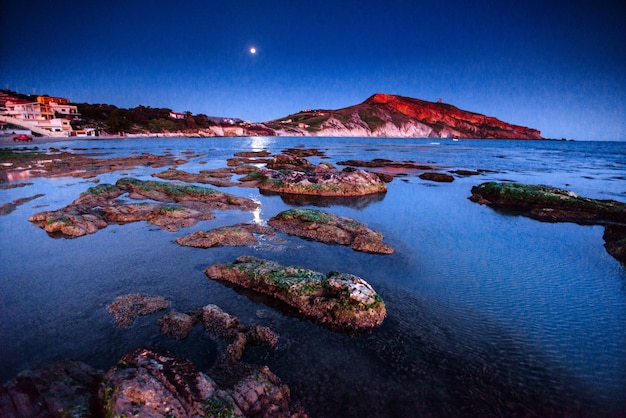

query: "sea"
xmin=1 ymin=137 xmax=625 ymax=417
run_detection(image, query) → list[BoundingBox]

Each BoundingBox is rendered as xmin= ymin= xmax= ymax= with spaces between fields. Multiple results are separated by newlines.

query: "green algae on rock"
xmin=205 ymin=256 xmax=386 ymax=331
xmin=176 ymin=223 xmax=275 ymax=248
xmin=268 ymin=208 xmax=394 ymax=254
xmin=29 ymin=178 xmax=258 ymax=237
xmin=248 ymin=154 xmax=387 ymax=197
xmin=469 ymin=182 xmax=626 ymax=224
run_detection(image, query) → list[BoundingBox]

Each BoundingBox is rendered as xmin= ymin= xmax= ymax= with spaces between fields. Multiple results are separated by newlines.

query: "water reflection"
xmin=260 ymin=190 xmax=387 ymax=209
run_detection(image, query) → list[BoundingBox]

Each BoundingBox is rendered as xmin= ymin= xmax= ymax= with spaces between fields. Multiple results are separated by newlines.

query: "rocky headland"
xmin=266 ymin=93 xmax=543 ymax=139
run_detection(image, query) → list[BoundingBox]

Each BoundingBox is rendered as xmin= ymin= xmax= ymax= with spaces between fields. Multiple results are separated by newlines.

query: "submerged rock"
xmin=268 ymin=208 xmax=394 ymax=254
xmin=106 ymin=293 xmax=169 ymax=328
xmin=419 ymin=172 xmax=455 ymax=182
xmin=249 ymin=154 xmax=387 ymax=197
xmin=469 ymin=182 xmax=626 ymax=224
xmin=205 ymin=256 xmax=386 ymax=331
xmin=157 ymin=310 xmax=197 ymax=339
xmin=29 ymin=178 xmax=258 ymax=237
xmin=176 ymin=223 xmax=275 ymax=248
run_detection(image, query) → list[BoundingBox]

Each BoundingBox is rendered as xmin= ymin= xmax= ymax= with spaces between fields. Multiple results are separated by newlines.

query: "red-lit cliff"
xmin=268 ymin=93 xmax=542 ymax=139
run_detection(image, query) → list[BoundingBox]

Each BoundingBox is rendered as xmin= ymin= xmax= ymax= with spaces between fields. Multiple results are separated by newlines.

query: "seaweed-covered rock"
xmin=205 ymin=256 xmax=386 ymax=331
xmin=116 ymin=178 xmax=257 ymax=210
xmin=250 ymin=154 xmax=387 ymax=197
xmin=176 ymin=223 xmax=275 ymax=248
xmin=153 ymin=167 xmax=238 ymax=187
xmin=106 ymin=293 xmax=169 ymax=328
xmin=469 ymin=182 xmax=626 ymax=224
xmin=268 ymin=208 xmax=394 ymax=254
xmin=29 ymin=178 xmax=258 ymax=237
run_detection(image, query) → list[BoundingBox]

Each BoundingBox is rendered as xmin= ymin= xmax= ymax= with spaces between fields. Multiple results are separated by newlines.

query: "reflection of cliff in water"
xmin=260 ymin=189 xmax=387 ymax=209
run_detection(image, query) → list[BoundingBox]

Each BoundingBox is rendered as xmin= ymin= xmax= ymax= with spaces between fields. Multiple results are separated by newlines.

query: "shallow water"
xmin=1 ymin=137 xmax=625 ymax=416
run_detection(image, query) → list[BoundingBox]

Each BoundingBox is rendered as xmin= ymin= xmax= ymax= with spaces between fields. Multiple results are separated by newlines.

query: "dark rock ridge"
xmin=28 ymin=178 xmax=258 ymax=237
xmin=205 ymin=256 xmax=386 ymax=331
xmin=268 ymin=208 xmax=394 ymax=254
xmin=267 ymin=93 xmax=542 ymax=139
xmin=469 ymin=182 xmax=626 ymax=263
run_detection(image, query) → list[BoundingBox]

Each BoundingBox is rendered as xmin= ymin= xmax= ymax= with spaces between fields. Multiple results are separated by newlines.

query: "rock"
xmin=153 ymin=167 xmax=238 ymax=187
xmin=201 ymin=304 xmax=279 ymax=349
xmin=0 ymin=360 xmax=103 ymax=418
xmin=176 ymin=223 xmax=275 ymax=248
xmin=106 ymin=293 xmax=169 ymax=328
xmin=603 ymin=224 xmax=626 ymax=263
xmin=0 ymin=149 xmax=182 ymax=180
xmin=115 ymin=178 xmax=258 ymax=210
xmin=157 ymin=310 xmax=197 ymax=339
xmin=0 ymin=194 xmax=44 ymax=216
xmin=469 ymin=182 xmax=626 ymax=224
xmin=281 ymin=147 xmax=327 ymax=158
xmin=450 ymin=169 xmax=480 ymax=176
xmin=268 ymin=208 xmax=394 ymax=254
xmin=470 ymin=182 xmax=626 ymax=263
xmin=251 ymin=155 xmax=387 ymax=197
xmin=29 ymin=178 xmax=257 ymax=238
xmin=234 ymin=150 xmax=272 ymax=158
xmin=101 ymin=348 xmax=231 ymax=417
xmin=336 ymin=158 xmax=432 ymax=170
xmin=419 ymin=172 xmax=455 ymax=182
xmin=205 ymin=256 xmax=386 ymax=331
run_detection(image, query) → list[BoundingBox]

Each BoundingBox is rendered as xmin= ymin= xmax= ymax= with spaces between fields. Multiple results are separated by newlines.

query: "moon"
xmin=249 ymin=47 xmax=257 ymax=54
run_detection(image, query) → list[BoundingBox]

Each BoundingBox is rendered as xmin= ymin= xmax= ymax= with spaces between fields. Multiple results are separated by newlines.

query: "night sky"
xmin=1 ymin=0 xmax=624 ymax=141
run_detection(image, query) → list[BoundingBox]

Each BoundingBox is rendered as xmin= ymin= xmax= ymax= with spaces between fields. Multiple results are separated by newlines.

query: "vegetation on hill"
xmin=75 ymin=103 xmax=217 ymax=134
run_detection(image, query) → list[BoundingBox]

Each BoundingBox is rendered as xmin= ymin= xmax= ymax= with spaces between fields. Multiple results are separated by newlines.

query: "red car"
xmin=13 ymin=134 xmax=33 ymax=142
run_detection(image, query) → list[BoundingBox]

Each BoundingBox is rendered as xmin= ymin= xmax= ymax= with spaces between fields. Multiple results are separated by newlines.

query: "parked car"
xmin=13 ymin=134 xmax=33 ymax=142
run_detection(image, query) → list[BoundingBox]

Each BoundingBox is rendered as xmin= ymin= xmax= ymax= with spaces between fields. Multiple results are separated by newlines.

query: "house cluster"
xmin=0 ymin=92 xmax=95 ymax=137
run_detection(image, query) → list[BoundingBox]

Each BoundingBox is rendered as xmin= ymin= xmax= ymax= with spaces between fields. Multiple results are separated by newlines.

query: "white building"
xmin=2 ymin=99 xmax=75 ymax=136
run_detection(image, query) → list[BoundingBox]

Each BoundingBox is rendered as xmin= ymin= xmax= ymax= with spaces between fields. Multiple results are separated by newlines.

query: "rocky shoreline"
xmin=1 ymin=142 xmax=625 ymax=416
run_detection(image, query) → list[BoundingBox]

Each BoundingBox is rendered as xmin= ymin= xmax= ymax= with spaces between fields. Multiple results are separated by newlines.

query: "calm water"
xmin=1 ymin=137 xmax=625 ymax=416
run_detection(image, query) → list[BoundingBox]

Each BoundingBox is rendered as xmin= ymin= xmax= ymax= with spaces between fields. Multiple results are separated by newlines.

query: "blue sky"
xmin=1 ymin=0 xmax=624 ymax=140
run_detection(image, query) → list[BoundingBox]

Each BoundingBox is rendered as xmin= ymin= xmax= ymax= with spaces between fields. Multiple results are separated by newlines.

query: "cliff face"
xmin=268 ymin=93 xmax=542 ymax=139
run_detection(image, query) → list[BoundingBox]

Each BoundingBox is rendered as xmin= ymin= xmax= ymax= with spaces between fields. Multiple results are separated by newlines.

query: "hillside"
xmin=267 ymin=93 xmax=542 ymax=139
